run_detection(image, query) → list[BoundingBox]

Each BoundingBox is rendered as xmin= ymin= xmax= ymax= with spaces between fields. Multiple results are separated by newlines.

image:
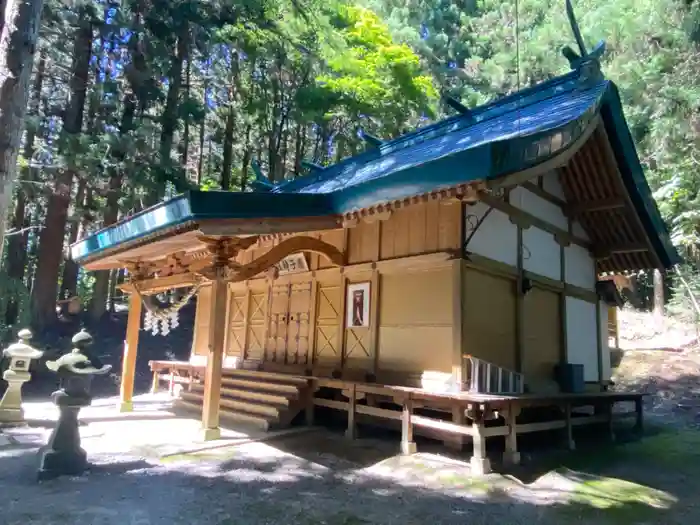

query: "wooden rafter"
xmin=565 ymin=197 xmax=626 ymax=217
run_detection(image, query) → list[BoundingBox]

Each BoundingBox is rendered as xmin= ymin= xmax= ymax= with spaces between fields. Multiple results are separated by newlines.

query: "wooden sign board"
xmin=275 ymin=253 xmax=309 ymax=275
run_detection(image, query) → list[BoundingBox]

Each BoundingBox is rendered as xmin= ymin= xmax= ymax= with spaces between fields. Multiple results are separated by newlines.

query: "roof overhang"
xmin=71 ymin=70 xmax=679 ymax=275
xmin=71 ymin=191 xmax=340 ymax=270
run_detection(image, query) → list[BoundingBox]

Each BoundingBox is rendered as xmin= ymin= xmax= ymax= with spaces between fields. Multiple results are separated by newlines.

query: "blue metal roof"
xmin=70 ymin=63 xmax=679 ymax=269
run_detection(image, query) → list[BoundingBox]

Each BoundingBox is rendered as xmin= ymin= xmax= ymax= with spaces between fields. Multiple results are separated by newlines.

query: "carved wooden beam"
xmin=199 ymin=235 xmax=344 ymax=282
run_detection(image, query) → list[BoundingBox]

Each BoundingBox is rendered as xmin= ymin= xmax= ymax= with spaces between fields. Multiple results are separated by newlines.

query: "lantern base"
xmin=0 ymin=406 xmax=24 ymax=424
xmin=37 ymin=392 xmax=90 ymax=481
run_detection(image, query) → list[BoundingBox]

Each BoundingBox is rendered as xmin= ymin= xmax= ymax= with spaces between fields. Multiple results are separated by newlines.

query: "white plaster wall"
xmin=464 ymin=201 xmax=518 ymax=267
xmin=566 ymin=297 xmax=599 ymax=382
xmin=522 ymin=227 xmax=561 ymax=280
xmin=542 ymin=170 xmax=566 ymax=199
xmin=510 ymin=186 xmax=569 ymax=230
xmin=565 ymin=243 xmax=596 ymax=290
xmin=598 ymin=302 xmax=612 ymax=381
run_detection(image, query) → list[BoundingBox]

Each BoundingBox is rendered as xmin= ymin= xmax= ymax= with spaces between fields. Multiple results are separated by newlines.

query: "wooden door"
xmin=245 ymin=290 xmax=267 ymax=362
xmin=523 ymin=286 xmax=561 ymax=393
xmin=287 ymin=282 xmax=312 ymax=364
xmin=264 ymin=282 xmax=313 ymax=365
xmin=313 ymin=284 xmax=341 ymax=367
xmin=226 ymin=292 xmax=247 ymax=358
xmin=266 ymin=284 xmax=290 ymax=363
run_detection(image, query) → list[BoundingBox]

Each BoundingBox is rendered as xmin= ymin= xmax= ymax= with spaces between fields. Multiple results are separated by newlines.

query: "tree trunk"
xmin=240 ymin=124 xmax=251 ymax=192
xmin=653 ymin=269 xmax=664 ymax=321
xmin=181 ymin=58 xmax=190 ymax=168
xmin=220 ymin=107 xmax=235 ymax=191
xmin=31 ymin=13 xmax=92 ymax=329
xmin=6 ymin=50 xmax=44 ymax=286
xmin=59 ymin=179 xmax=86 ymax=299
xmin=88 ymin=94 xmax=135 ymax=322
xmin=152 ymin=24 xmax=188 ymax=202
xmin=0 ymin=0 xmax=44 ymax=262
xmin=196 ymin=116 xmax=205 ymax=185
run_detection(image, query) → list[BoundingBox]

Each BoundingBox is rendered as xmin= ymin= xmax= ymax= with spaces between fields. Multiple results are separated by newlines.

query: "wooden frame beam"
xmin=565 ymin=197 xmax=626 ymax=217
xmin=593 ymin=243 xmax=648 ymax=260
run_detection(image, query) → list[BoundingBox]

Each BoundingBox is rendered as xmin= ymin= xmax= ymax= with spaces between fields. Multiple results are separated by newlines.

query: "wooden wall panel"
xmin=314 ymin=282 xmax=342 ymax=367
xmin=377 ymin=267 xmax=454 ymax=375
xmin=226 ymin=288 xmax=248 ymax=358
xmin=191 ymin=286 xmax=212 ymax=357
xmin=244 ymin=283 xmax=268 ymax=362
xmin=522 ymin=287 xmax=561 ymax=393
xmin=347 ymin=221 xmax=379 ymax=264
xmin=438 ymin=202 xmax=461 ymax=251
xmin=462 ymin=269 xmax=516 ymax=370
xmin=317 ymin=229 xmax=344 ymax=269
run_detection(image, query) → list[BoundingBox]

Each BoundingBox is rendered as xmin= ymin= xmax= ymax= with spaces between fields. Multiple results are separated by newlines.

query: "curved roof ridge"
xmin=274 ymin=69 xmax=583 ymax=194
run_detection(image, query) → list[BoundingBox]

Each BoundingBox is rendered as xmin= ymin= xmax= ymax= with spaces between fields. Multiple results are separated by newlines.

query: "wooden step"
xmin=190 ymin=383 xmax=292 ymax=408
xmin=173 ymin=399 xmax=272 ymax=432
xmin=219 ymin=376 xmax=302 ymax=396
xmin=221 ymin=369 xmax=310 ymax=386
xmin=181 ymin=391 xmax=282 ymax=419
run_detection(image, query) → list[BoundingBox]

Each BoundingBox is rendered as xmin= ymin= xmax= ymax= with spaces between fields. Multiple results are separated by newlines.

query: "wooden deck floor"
xmin=149 ymin=360 xmax=644 ymax=475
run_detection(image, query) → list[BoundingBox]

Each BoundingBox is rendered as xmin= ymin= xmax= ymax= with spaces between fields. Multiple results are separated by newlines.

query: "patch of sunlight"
xmin=573 ymin=477 xmax=677 ymax=510
xmin=559 ymin=474 xmax=678 ymax=524
xmin=159 ymin=450 xmax=232 ymax=464
xmin=437 ymin=472 xmax=494 ymax=492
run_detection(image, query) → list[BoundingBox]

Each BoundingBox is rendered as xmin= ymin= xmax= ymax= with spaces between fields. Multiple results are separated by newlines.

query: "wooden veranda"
xmin=149 ymin=360 xmax=643 ymax=474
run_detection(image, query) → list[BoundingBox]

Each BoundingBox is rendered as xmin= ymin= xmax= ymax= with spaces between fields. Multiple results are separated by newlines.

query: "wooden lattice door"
xmin=226 ymin=292 xmax=247 ymax=358
xmin=245 ymin=290 xmax=267 ymax=362
xmin=265 ymin=282 xmax=312 ymax=364
xmin=313 ymin=284 xmax=341 ymax=367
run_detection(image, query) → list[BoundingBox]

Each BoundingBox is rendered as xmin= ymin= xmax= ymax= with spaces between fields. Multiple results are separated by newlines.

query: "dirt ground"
xmin=1 ymin=307 xmax=698 ymax=525
xmin=0 ymin=393 xmax=698 ymax=525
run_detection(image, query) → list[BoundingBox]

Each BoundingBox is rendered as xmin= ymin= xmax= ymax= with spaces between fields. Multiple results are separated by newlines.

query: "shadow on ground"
xmin=0 ymin=417 xmax=694 ymax=525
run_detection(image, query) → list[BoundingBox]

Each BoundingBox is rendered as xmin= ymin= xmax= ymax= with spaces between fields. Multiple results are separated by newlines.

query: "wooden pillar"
xmin=470 ymin=406 xmax=491 ymax=475
xmin=515 ymin=226 xmax=524 ymax=372
xmin=118 ymin=293 xmax=142 ymax=412
xmin=400 ymin=397 xmax=417 ymax=455
xmin=451 ymin=260 xmax=464 ymax=386
xmin=345 ymin=383 xmax=356 ymax=439
xmin=606 ymin=401 xmax=616 ymax=442
xmin=305 ymin=380 xmax=315 ymax=426
xmin=150 ymin=370 xmax=159 ymax=394
xmin=201 ymin=276 xmax=227 ymax=441
xmin=503 ymin=403 xmax=521 ymax=464
xmin=563 ymin=402 xmax=576 ymax=450
xmin=634 ymin=396 xmax=644 ymax=434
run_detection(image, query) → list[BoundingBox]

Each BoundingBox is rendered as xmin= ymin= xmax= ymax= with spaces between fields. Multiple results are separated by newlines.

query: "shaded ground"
xmin=0 ymin=395 xmax=698 ymax=525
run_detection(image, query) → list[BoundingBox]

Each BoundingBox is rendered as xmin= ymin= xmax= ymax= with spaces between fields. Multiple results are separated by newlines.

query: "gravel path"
xmin=0 ymin=394 xmax=682 ymax=525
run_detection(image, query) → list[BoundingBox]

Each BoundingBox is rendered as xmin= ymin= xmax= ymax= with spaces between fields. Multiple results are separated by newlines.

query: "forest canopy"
xmin=2 ymin=0 xmax=699 ymax=331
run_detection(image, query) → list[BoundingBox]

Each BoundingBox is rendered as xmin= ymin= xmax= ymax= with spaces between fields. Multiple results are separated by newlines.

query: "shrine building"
xmin=69 ymin=7 xmax=677 ymax=474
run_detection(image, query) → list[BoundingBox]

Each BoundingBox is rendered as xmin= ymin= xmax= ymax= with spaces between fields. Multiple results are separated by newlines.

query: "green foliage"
xmin=317 ymin=5 xmax=438 ymax=135
xmin=0 ymin=272 xmax=31 ymax=341
xmin=8 ymin=0 xmax=700 ymax=320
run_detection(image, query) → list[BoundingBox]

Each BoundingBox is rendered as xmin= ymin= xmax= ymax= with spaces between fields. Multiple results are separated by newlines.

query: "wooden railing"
xmin=462 ymin=355 xmax=525 ymax=395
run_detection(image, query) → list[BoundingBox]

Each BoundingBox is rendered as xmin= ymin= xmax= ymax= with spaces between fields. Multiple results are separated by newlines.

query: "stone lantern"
xmin=0 ymin=329 xmax=43 ymax=424
xmin=37 ymin=329 xmax=111 ymax=481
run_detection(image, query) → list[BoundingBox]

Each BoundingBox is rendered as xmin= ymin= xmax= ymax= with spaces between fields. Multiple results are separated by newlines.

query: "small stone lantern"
xmin=0 ymin=329 xmax=43 ymax=424
xmin=37 ymin=329 xmax=111 ymax=481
